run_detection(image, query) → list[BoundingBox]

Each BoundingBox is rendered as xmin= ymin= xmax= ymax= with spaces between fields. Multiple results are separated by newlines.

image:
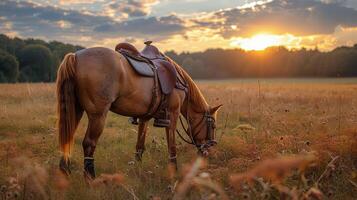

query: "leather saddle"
xmin=115 ymin=41 xmax=177 ymax=95
xmin=115 ymin=41 xmax=186 ymax=127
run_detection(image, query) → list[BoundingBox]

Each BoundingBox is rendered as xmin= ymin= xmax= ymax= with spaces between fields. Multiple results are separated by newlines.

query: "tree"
xmin=0 ymin=50 xmax=19 ymax=83
xmin=0 ymin=34 xmax=84 ymax=82
xmin=182 ymin=57 xmax=206 ymax=79
xmin=18 ymin=44 xmax=53 ymax=82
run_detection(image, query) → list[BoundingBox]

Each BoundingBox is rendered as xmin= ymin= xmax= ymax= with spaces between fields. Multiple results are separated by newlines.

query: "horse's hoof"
xmin=135 ymin=154 xmax=142 ymax=162
xmin=59 ymin=158 xmax=71 ymax=176
xmin=59 ymin=167 xmax=71 ymax=176
xmin=83 ymin=168 xmax=96 ymax=186
xmin=83 ymin=171 xmax=95 ymax=184
xmin=84 ymin=158 xmax=96 ymax=179
xmin=135 ymin=149 xmax=144 ymax=162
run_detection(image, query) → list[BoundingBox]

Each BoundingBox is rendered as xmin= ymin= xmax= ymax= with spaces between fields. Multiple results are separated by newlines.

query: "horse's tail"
xmin=56 ymin=53 xmax=81 ymax=162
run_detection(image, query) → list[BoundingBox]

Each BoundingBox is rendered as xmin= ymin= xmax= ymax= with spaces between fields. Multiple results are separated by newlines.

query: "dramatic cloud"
xmin=94 ymin=15 xmax=185 ymax=37
xmin=0 ymin=0 xmax=185 ymax=45
xmin=0 ymin=0 xmax=111 ymax=34
xmin=195 ymin=0 xmax=357 ymax=38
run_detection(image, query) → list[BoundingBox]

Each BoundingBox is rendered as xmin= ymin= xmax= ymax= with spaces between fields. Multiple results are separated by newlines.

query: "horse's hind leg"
xmin=135 ymin=120 xmax=149 ymax=161
xmin=82 ymin=111 xmax=108 ymax=179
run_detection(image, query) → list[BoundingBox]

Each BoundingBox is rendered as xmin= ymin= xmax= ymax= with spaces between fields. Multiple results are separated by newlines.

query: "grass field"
xmin=0 ymin=79 xmax=356 ymax=199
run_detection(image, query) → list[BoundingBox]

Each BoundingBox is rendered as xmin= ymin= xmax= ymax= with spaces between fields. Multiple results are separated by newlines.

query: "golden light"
xmin=230 ymin=34 xmax=286 ymax=51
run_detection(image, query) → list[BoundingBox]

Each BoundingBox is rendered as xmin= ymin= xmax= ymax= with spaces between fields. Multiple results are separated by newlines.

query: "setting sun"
xmin=231 ymin=34 xmax=285 ymax=51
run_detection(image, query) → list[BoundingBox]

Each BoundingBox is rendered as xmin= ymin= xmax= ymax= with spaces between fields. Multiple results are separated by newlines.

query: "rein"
xmin=175 ymin=83 xmax=197 ymax=145
xmin=176 ymin=116 xmax=195 ymax=145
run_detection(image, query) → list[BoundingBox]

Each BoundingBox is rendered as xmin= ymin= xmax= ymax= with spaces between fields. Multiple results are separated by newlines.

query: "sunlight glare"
xmin=231 ymin=34 xmax=285 ymax=51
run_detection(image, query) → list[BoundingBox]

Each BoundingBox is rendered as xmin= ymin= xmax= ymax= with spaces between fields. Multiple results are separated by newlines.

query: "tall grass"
xmin=0 ymin=80 xmax=356 ymax=199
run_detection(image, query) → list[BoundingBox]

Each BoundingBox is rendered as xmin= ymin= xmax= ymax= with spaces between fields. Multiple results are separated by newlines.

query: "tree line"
xmin=0 ymin=34 xmax=83 ymax=83
xmin=1 ymin=34 xmax=357 ymax=82
xmin=166 ymin=45 xmax=357 ymax=79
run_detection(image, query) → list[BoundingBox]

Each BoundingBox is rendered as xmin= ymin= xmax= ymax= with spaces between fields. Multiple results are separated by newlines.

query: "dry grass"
xmin=0 ymin=79 xmax=356 ymax=199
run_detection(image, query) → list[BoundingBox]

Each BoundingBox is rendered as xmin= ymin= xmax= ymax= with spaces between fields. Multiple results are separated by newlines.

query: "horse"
xmin=56 ymin=46 xmax=222 ymax=179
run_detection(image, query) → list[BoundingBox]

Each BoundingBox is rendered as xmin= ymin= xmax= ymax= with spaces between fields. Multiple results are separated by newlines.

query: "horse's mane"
xmin=166 ymin=56 xmax=209 ymax=113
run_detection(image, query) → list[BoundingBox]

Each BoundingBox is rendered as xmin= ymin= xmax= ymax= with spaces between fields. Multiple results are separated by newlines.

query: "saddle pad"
xmin=125 ymin=56 xmax=155 ymax=77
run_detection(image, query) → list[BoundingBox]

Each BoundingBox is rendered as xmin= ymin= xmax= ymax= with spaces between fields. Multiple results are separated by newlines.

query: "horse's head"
xmin=189 ymin=104 xmax=223 ymax=156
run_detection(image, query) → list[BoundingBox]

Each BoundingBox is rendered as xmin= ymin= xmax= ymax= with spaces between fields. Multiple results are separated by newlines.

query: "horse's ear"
xmin=210 ymin=104 xmax=223 ymax=114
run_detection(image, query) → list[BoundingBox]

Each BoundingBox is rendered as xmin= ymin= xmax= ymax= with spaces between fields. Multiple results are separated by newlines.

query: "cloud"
xmin=104 ymin=0 xmax=159 ymax=18
xmin=94 ymin=14 xmax=185 ymax=36
xmin=0 ymin=0 xmax=186 ymax=46
xmin=58 ymin=0 xmax=102 ymax=5
xmin=194 ymin=0 xmax=357 ymax=38
xmin=0 ymin=17 xmax=19 ymax=37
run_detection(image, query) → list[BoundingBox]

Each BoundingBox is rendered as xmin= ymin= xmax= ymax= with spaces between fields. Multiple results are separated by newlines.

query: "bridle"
xmin=176 ymin=111 xmax=217 ymax=154
xmin=175 ymin=88 xmax=217 ymax=154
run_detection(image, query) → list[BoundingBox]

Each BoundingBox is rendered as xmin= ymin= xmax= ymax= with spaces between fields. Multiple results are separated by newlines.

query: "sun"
xmin=231 ymin=34 xmax=284 ymax=51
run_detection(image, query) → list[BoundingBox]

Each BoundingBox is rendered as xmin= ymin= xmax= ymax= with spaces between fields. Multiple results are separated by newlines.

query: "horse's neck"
xmin=182 ymin=87 xmax=209 ymax=124
xmin=187 ymin=85 xmax=209 ymax=113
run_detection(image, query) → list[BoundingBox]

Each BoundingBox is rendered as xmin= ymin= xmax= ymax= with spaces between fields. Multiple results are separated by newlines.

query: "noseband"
xmin=176 ymin=110 xmax=217 ymax=153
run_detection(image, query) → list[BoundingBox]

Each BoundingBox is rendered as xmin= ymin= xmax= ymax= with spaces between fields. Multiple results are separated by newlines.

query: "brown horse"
xmin=56 ymin=47 xmax=222 ymax=179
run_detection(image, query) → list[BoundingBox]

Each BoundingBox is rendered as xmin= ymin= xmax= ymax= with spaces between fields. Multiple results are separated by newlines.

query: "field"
xmin=0 ymin=79 xmax=356 ymax=200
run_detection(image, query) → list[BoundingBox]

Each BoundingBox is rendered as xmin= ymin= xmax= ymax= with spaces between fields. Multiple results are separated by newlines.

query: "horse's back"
xmin=73 ymin=47 xmax=154 ymax=116
xmin=75 ymin=47 xmax=121 ymax=73
xmin=74 ymin=47 xmax=125 ymax=112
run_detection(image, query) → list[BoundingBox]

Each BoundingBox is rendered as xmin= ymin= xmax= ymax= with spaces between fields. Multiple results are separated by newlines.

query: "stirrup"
xmin=129 ymin=117 xmax=139 ymax=125
xmin=153 ymin=118 xmax=170 ymax=127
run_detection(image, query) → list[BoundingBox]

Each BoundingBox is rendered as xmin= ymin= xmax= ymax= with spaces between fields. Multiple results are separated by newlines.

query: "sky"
xmin=1 ymin=0 xmax=357 ymax=52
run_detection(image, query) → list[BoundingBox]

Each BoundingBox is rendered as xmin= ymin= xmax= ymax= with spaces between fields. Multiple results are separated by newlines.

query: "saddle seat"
xmin=115 ymin=41 xmax=185 ymax=127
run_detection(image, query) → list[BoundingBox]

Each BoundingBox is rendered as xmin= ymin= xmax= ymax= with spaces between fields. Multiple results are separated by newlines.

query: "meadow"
xmin=0 ymin=79 xmax=356 ymax=200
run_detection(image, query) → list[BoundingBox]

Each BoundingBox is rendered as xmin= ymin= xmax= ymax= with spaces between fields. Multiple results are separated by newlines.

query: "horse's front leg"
xmin=135 ymin=119 xmax=149 ymax=161
xmin=165 ymin=110 xmax=179 ymax=169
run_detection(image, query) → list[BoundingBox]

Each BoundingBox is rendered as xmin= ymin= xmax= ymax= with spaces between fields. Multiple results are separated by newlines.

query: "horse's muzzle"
xmin=197 ymin=140 xmax=217 ymax=157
